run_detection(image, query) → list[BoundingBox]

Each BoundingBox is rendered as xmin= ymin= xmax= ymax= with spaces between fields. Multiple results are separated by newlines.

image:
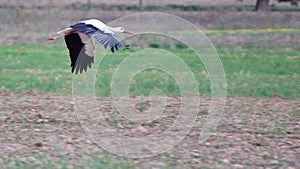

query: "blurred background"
xmin=0 ymin=1 xmax=299 ymax=169
xmin=0 ymin=0 xmax=299 ymax=50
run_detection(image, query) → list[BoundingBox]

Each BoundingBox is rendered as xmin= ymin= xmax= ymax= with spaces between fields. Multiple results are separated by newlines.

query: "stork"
xmin=48 ymin=19 xmax=133 ymax=74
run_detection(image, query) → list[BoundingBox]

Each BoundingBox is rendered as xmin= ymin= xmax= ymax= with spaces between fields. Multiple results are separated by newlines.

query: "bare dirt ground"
xmin=0 ymin=91 xmax=299 ymax=168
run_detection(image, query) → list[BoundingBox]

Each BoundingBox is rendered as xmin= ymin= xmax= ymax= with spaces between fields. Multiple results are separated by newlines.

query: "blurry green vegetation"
xmin=174 ymin=42 xmax=189 ymax=49
xmin=2 ymin=152 xmax=133 ymax=169
xmin=147 ymin=42 xmax=188 ymax=49
xmin=148 ymin=42 xmax=160 ymax=48
xmin=0 ymin=43 xmax=299 ymax=98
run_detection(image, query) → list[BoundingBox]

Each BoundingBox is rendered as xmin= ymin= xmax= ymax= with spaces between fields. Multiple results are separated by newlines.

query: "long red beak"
xmin=123 ymin=30 xmax=134 ymax=35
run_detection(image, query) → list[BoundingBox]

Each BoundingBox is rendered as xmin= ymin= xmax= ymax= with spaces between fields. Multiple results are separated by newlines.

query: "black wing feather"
xmin=70 ymin=23 xmax=123 ymax=53
xmin=64 ymin=33 xmax=94 ymax=74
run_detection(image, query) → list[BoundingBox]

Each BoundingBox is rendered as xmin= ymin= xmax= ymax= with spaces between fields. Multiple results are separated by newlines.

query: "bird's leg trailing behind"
xmin=48 ymin=28 xmax=76 ymax=40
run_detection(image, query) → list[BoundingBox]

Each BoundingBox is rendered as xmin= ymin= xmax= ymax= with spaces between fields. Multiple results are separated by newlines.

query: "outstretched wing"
xmin=64 ymin=33 xmax=94 ymax=74
xmin=70 ymin=22 xmax=123 ymax=53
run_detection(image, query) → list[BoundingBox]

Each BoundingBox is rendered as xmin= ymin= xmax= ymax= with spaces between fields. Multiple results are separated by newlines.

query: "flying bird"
xmin=48 ymin=19 xmax=133 ymax=74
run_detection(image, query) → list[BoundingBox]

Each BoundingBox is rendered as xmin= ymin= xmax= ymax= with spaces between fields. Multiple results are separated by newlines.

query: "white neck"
xmin=107 ymin=26 xmax=121 ymax=33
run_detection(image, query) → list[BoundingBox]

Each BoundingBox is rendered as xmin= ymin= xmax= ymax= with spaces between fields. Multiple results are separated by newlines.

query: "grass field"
xmin=0 ymin=43 xmax=299 ymax=98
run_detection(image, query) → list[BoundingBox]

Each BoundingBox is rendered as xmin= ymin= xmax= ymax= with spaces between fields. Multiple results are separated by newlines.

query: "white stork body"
xmin=80 ymin=19 xmax=107 ymax=32
xmin=48 ymin=19 xmax=133 ymax=74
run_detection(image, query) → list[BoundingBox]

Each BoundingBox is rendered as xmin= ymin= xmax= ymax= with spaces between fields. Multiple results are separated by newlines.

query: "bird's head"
xmin=116 ymin=27 xmax=134 ymax=35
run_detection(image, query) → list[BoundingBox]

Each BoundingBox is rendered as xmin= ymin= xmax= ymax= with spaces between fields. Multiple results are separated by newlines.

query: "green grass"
xmin=0 ymin=43 xmax=299 ymax=98
xmin=0 ymin=44 xmax=73 ymax=93
xmin=2 ymin=152 xmax=132 ymax=169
